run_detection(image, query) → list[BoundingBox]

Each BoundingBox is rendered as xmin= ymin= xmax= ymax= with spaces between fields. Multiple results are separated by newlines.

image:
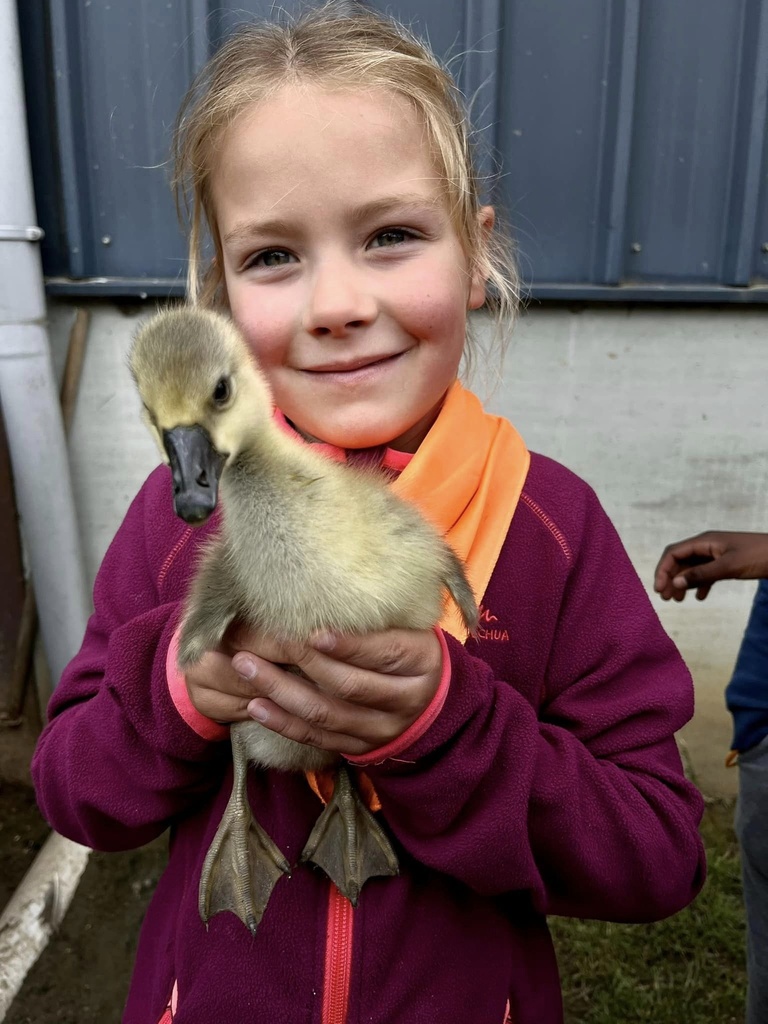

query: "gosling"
xmin=130 ymin=306 xmax=478 ymax=935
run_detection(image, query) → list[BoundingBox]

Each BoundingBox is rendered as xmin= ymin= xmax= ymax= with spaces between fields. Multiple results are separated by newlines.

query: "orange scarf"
xmin=392 ymin=381 xmax=530 ymax=640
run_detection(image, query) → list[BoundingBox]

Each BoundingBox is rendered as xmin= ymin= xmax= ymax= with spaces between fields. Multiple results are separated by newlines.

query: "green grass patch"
xmin=550 ymin=800 xmax=746 ymax=1024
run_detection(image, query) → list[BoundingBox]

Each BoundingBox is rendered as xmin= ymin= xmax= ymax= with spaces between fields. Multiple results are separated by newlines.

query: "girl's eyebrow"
xmin=223 ymin=219 xmax=294 ymax=245
xmin=346 ymin=193 xmax=442 ymax=227
xmin=223 ymin=193 xmax=442 ymax=246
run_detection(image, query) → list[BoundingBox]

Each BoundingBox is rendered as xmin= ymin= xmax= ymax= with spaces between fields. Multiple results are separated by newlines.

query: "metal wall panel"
xmin=44 ymin=1 xmax=202 ymax=285
xmin=625 ymin=1 xmax=752 ymax=283
xmin=497 ymin=0 xmax=619 ymax=284
xmin=17 ymin=0 xmax=768 ymax=300
xmin=728 ymin=0 xmax=768 ymax=286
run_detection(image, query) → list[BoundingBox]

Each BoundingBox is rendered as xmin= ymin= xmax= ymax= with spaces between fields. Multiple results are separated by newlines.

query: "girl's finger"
xmin=245 ymin=698 xmax=371 ymax=756
xmin=237 ymin=656 xmax=392 ymax=738
xmin=183 ymin=651 xmax=261 ymax=722
xmin=186 ymin=650 xmax=260 ymax=703
xmin=186 ymin=686 xmax=252 ymax=724
xmin=307 ymin=628 xmax=438 ymax=676
xmin=294 ymin=647 xmax=431 ymax=718
xmin=309 ymin=652 xmax=406 ymax=706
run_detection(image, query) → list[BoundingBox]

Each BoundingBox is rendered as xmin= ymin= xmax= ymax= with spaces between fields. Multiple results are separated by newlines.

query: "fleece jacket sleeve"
xmin=359 ymin=488 xmax=706 ymax=925
xmin=31 ymin=472 xmax=230 ymax=852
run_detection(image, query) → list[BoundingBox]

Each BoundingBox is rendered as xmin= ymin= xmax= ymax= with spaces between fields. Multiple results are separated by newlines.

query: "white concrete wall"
xmin=49 ymin=300 xmax=768 ymax=796
xmin=488 ymin=304 xmax=768 ymax=797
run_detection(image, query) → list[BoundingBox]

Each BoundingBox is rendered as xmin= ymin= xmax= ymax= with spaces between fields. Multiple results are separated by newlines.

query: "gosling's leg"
xmin=199 ymin=724 xmax=290 ymax=935
xmin=300 ymin=764 xmax=399 ymax=904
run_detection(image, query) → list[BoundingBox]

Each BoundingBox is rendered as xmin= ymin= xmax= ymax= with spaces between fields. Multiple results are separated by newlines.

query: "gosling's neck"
xmin=225 ymin=410 xmax=328 ymax=491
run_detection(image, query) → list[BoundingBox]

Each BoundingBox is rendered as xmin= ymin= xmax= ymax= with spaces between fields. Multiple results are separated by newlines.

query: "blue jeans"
xmin=736 ymin=734 xmax=768 ymax=1024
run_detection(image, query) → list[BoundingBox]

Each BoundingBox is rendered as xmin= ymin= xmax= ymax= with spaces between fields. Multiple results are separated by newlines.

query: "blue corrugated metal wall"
xmin=17 ymin=0 xmax=768 ymax=301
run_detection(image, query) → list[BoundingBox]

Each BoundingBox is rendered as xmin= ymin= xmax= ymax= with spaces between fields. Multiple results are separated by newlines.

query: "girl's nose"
xmin=302 ymin=262 xmax=378 ymax=338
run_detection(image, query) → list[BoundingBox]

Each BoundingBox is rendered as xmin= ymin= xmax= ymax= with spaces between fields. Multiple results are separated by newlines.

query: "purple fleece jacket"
xmin=32 ymin=453 xmax=705 ymax=1024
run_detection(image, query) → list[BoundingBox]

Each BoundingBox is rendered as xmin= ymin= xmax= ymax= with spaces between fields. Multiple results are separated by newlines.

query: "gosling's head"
xmin=130 ymin=307 xmax=273 ymax=525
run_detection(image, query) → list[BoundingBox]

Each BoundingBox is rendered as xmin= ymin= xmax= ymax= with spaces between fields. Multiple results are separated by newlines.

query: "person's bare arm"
xmin=654 ymin=532 xmax=768 ymax=601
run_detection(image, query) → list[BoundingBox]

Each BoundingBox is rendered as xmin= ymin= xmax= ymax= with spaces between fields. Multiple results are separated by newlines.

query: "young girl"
xmin=33 ymin=6 xmax=705 ymax=1023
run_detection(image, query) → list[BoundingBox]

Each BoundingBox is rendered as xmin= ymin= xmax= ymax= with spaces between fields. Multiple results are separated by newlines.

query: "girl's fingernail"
xmin=248 ymin=701 xmax=268 ymax=722
xmin=311 ymin=631 xmax=336 ymax=652
xmin=233 ymin=655 xmax=257 ymax=680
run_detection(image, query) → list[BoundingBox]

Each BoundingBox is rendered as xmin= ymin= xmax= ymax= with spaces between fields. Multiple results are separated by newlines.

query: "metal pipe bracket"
xmin=0 ymin=225 xmax=45 ymax=242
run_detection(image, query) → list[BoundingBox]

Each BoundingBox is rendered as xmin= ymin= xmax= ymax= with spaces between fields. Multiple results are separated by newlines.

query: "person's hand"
xmin=183 ymin=645 xmax=265 ymax=725
xmin=223 ymin=626 xmax=444 ymax=758
xmin=654 ymin=531 xmax=768 ymax=602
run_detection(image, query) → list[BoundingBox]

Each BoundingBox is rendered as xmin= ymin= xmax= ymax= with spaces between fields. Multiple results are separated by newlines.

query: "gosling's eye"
xmin=212 ymin=377 xmax=231 ymax=405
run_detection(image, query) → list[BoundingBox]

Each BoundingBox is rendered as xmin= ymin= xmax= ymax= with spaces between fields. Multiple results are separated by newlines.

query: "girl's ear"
xmin=468 ymin=205 xmax=495 ymax=310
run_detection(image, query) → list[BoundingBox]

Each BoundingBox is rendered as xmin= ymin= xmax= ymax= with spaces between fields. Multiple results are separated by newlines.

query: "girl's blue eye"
xmin=371 ymin=228 xmax=413 ymax=248
xmin=252 ymin=249 xmax=294 ymax=268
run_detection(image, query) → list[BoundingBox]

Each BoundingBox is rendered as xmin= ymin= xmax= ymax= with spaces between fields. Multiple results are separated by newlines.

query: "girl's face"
xmin=211 ymin=85 xmax=489 ymax=451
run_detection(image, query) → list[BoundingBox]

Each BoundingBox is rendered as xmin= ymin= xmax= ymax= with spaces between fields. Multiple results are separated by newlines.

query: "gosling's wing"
xmin=443 ymin=547 xmax=480 ymax=635
xmin=178 ymin=536 xmax=241 ymax=667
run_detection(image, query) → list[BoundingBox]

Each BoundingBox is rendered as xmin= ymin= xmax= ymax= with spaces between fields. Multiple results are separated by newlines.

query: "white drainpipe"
xmin=0 ymin=1 xmax=91 ymax=1015
xmin=0 ymin=0 xmax=90 ymax=684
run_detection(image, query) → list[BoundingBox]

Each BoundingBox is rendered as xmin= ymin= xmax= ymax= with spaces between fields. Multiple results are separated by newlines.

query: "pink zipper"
xmin=321 ymin=884 xmax=355 ymax=1024
xmin=156 ymin=980 xmax=178 ymax=1023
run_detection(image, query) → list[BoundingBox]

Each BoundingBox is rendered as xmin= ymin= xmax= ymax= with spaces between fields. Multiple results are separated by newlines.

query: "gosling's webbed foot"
xmin=199 ymin=796 xmax=291 ymax=935
xmin=300 ymin=765 xmax=399 ymax=904
xmin=200 ymin=811 xmax=291 ymax=934
xmin=199 ymin=726 xmax=291 ymax=935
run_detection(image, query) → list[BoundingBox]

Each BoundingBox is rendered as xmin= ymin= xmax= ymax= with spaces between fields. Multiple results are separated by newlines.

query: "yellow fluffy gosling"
xmin=130 ymin=307 xmax=478 ymax=934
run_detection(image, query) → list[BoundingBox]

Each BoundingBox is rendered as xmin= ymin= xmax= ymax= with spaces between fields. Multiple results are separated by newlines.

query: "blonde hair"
xmin=172 ymin=1 xmax=519 ymax=369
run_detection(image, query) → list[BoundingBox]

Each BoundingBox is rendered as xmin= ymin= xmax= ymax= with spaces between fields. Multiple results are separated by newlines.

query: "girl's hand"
xmin=183 ymin=649 xmax=265 ymax=725
xmin=654 ymin=531 xmax=768 ymax=602
xmin=227 ymin=627 xmax=444 ymax=758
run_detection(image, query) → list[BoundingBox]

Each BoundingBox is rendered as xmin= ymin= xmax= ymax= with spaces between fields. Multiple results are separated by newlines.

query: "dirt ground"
xmin=1 ymin=779 xmax=166 ymax=1023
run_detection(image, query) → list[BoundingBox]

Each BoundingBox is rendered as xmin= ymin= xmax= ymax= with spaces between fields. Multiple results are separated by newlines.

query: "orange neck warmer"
xmin=391 ymin=381 xmax=530 ymax=639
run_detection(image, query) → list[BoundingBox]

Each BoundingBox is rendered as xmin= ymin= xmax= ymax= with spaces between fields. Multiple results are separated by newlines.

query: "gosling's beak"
xmin=163 ymin=425 xmax=227 ymax=525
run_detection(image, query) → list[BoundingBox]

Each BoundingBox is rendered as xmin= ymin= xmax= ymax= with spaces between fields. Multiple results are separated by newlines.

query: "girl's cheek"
xmin=229 ymin=297 xmax=292 ymax=362
xmin=239 ymin=321 xmax=286 ymax=364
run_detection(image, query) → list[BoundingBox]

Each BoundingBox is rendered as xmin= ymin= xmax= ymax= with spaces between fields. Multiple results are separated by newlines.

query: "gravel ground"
xmin=1 ymin=781 xmax=166 ymax=1023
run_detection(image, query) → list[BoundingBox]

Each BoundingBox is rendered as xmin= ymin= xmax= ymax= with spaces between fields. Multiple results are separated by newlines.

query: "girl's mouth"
xmin=302 ymin=351 xmax=405 ymax=382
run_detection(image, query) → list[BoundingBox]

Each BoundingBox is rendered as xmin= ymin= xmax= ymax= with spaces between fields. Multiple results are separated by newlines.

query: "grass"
xmin=550 ymin=800 xmax=746 ymax=1024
